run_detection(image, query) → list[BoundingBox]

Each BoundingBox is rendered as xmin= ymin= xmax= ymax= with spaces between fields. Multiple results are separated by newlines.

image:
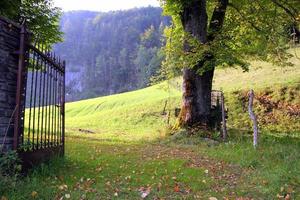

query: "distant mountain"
xmin=54 ymin=7 xmax=171 ymax=101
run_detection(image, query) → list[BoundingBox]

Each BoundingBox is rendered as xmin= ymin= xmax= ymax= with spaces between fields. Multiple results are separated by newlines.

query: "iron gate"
xmin=14 ymin=25 xmax=65 ymax=168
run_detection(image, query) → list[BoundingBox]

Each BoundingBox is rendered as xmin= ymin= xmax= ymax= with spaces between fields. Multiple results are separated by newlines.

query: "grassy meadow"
xmin=1 ymin=48 xmax=300 ymax=199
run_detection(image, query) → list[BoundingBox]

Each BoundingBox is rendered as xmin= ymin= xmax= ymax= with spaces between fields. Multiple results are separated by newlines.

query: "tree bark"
xmin=178 ymin=0 xmax=228 ymax=128
xmin=178 ymin=0 xmax=210 ymax=127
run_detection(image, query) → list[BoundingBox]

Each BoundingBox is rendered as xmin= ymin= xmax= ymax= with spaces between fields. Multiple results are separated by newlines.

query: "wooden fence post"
xmin=221 ymin=92 xmax=227 ymax=140
xmin=248 ymin=90 xmax=258 ymax=148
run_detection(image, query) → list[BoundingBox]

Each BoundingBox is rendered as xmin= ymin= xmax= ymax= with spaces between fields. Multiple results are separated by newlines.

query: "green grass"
xmin=1 ymin=49 xmax=300 ymax=199
xmin=66 ymin=81 xmax=181 ymax=142
xmin=214 ymin=48 xmax=300 ymax=92
xmin=163 ymin=130 xmax=300 ymax=199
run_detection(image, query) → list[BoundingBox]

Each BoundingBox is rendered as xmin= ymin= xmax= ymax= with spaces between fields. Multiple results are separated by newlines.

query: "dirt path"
xmin=139 ymin=144 xmax=255 ymax=199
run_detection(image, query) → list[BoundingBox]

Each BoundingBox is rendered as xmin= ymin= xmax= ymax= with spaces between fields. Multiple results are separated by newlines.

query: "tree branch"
xmin=207 ymin=0 xmax=229 ymax=42
xmin=228 ymin=3 xmax=263 ymax=33
xmin=270 ymin=0 xmax=297 ymax=21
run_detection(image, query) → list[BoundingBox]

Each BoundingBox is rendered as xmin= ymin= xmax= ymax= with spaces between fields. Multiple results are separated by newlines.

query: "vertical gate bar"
xmin=49 ymin=55 xmax=53 ymax=147
xmin=57 ymin=68 xmax=59 ymax=146
xmin=36 ymin=44 xmax=42 ymax=149
xmin=46 ymin=53 xmax=50 ymax=147
xmin=40 ymin=47 xmax=47 ymax=147
xmin=51 ymin=61 xmax=54 ymax=146
xmin=54 ymin=63 xmax=58 ymax=146
xmin=47 ymin=54 xmax=53 ymax=147
xmin=57 ymin=72 xmax=60 ymax=146
xmin=45 ymin=53 xmax=50 ymax=147
xmin=50 ymin=53 xmax=54 ymax=147
xmin=58 ymin=61 xmax=61 ymax=146
xmin=53 ymin=66 xmax=56 ymax=146
xmin=14 ymin=24 xmax=27 ymax=150
xmin=58 ymin=62 xmax=61 ymax=145
xmin=44 ymin=48 xmax=50 ymax=146
xmin=55 ymin=60 xmax=58 ymax=145
xmin=49 ymin=50 xmax=52 ymax=146
xmin=53 ymin=57 xmax=57 ymax=146
xmin=32 ymin=46 xmax=40 ymax=150
xmin=62 ymin=61 xmax=66 ymax=154
xmin=42 ymin=45 xmax=47 ymax=147
xmin=45 ymin=48 xmax=52 ymax=145
xmin=36 ymin=44 xmax=44 ymax=149
xmin=58 ymin=72 xmax=61 ymax=145
xmin=27 ymin=48 xmax=36 ymax=146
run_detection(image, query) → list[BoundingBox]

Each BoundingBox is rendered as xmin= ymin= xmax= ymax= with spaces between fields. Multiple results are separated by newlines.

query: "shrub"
xmin=0 ymin=151 xmax=21 ymax=194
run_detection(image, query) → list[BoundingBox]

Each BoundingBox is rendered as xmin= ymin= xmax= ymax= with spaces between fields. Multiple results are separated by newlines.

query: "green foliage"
xmin=0 ymin=0 xmax=62 ymax=46
xmin=159 ymin=0 xmax=300 ymax=79
xmin=0 ymin=151 xmax=20 ymax=175
xmin=0 ymin=0 xmax=20 ymax=19
xmin=21 ymin=0 xmax=62 ymax=45
xmin=0 ymin=151 xmax=21 ymax=195
xmin=227 ymin=85 xmax=300 ymax=136
xmin=55 ymin=8 xmax=170 ymax=101
xmin=135 ymin=25 xmax=166 ymax=87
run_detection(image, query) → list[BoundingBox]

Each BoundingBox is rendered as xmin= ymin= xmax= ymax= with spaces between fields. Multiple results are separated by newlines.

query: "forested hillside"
xmin=54 ymin=7 xmax=170 ymax=101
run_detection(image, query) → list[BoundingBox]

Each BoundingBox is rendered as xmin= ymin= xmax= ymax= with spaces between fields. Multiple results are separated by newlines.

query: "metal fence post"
xmin=13 ymin=24 xmax=27 ymax=150
xmin=62 ymin=61 xmax=66 ymax=155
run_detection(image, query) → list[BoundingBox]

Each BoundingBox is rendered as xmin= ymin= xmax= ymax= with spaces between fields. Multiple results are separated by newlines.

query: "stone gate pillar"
xmin=0 ymin=17 xmax=20 ymax=152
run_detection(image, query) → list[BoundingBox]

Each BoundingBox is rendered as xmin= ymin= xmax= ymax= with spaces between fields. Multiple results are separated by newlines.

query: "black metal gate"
xmin=13 ymin=25 xmax=65 ymax=168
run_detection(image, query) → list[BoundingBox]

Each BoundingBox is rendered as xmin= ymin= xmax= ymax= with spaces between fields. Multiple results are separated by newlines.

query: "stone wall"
xmin=0 ymin=17 xmax=20 ymax=152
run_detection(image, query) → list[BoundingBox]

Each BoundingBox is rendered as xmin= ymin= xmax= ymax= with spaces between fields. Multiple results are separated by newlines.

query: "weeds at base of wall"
xmin=0 ymin=151 xmax=21 ymax=194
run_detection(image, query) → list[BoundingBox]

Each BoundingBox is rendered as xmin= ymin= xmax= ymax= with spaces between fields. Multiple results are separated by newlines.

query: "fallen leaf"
xmin=80 ymin=194 xmax=87 ymax=200
xmin=139 ymin=187 xmax=151 ymax=199
xmin=31 ymin=191 xmax=38 ymax=198
xmin=65 ymin=194 xmax=71 ymax=199
xmin=96 ymin=167 xmax=102 ymax=172
xmin=174 ymin=184 xmax=180 ymax=193
xmin=59 ymin=184 xmax=68 ymax=191
xmin=277 ymin=194 xmax=284 ymax=198
xmin=157 ymin=182 xmax=162 ymax=191
xmin=209 ymin=197 xmax=217 ymax=200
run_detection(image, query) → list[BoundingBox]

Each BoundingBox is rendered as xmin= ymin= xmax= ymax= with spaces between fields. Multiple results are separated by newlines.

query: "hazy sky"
xmin=53 ymin=0 xmax=161 ymax=12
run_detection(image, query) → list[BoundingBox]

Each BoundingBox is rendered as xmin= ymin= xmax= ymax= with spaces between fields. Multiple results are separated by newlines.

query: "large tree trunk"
xmin=178 ymin=0 xmax=228 ymax=128
xmin=178 ymin=0 xmax=213 ymax=127
xmin=180 ymin=67 xmax=214 ymax=126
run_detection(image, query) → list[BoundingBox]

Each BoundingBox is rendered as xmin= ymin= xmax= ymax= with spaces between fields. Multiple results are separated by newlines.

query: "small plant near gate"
xmin=0 ymin=151 xmax=21 ymax=195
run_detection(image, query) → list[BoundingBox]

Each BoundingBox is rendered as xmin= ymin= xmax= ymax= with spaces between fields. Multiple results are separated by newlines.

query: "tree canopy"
xmin=161 ymin=0 xmax=300 ymax=76
xmin=0 ymin=0 xmax=62 ymax=45
xmin=158 ymin=0 xmax=299 ymax=128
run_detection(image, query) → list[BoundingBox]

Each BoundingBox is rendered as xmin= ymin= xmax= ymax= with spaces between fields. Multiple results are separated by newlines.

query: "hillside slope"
xmin=66 ymin=48 xmax=300 ymax=139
